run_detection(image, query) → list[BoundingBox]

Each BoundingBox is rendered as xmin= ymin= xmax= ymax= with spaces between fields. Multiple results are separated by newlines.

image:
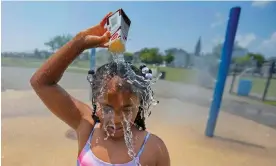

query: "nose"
xmin=113 ymin=111 xmax=123 ymax=124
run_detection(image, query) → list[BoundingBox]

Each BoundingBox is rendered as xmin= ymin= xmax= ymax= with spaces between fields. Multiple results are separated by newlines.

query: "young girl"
xmin=30 ymin=12 xmax=170 ymax=166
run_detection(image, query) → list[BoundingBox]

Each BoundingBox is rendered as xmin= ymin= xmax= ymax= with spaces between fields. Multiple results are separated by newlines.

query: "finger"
xmin=98 ymin=41 xmax=110 ymax=48
xmin=100 ymin=12 xmax=113 ymax=27
xmin=97 ymin=31 xmax=110 ymax=44
xmin=99 ymin=44 xmax=109 ymax=48
xmin=103 ymin=30 xmax=111 ymax=39
xmin=104 ymin=12 xmax=113 ymax=19
xmin=100 ymin=31 xmax=111 ymax=47
xmin=102 ymin=43 xmax=110 ymax=48
xmin=86 ymin=31 xmax=111 ymax=48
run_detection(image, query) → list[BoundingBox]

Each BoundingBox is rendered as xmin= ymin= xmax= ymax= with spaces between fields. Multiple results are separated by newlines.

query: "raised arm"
xmin=30 ymin=13 xmax=111 ymax=130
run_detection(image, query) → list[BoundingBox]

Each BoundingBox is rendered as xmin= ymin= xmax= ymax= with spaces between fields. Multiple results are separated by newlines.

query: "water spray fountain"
xmin=193 ymin=55 xmax=219 ymax=89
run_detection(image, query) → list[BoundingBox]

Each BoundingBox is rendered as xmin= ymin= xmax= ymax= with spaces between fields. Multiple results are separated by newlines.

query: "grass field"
xmin=1 ymin=57 xmax=45 ymax=68
xmin=240 ymin=76 xmax=276 ymax=100
xmin=2 ymin=57 xmax=276 ymax=100
xmin=253 ymin=78 xmax=276 ymax=98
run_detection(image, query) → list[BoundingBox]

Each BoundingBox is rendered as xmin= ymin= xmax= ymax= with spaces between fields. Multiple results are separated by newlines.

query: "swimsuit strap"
xmin=85 ymin=125 xmax=150 ymax=158
xmin=137 ymin=132 xmax=151 ymax=158
xmin=86 ymin=123 xmax=97 ymax=147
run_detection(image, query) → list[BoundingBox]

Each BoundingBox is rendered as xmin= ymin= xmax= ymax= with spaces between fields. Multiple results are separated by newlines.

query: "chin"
xmin=106 ymin=126 xmax=125 ymax=138
xmin=110 ymin=133 xmax=125 ymax=139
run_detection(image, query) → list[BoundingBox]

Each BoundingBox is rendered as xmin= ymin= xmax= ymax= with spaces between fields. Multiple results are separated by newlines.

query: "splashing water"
xmin=112 ymin=53 xmax=125 ymax=63
xmin=122 ymin=112 xmax=136 ymax=158
xmin=102 ymin=106 xmax=116 ymax=140
xmin=111 ymin=53 xmax=160 ymax=116
xmin=91 ymin=51 xmax=161 ymax=165
xmin=121 ymin=112 xmax=141 ymax=166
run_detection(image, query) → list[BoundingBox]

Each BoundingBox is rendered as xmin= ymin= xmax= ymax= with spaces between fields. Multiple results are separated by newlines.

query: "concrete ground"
xmin=2 ymin=66 xmax=276 ymax=166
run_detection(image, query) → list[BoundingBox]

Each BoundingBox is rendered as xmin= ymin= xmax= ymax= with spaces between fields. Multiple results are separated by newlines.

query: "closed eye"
xmin=101 ymin=105 xmax=113 ymax=113
xmin=123 ymin=106 xmax=134 ymax=112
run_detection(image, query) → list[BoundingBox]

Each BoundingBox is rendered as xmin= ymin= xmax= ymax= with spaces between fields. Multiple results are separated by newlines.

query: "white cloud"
xmin=251 ymin=1 xmax=271 ymax=8
xmin=235 ymin=33 xmax=257 ymax=48
xmin=261 ymin=32 xmax=276 ymax=47
xmin=209 ymin=32 xmax=276 ymax=57
xmin=211 ymin=33 xmax=256 ymax=48
xmin=211 ymin=35 xmax=224 ymax=44
xmin=210 ymin=12 xmax=225 ymax=28
xmin=258 ymin=31 xmax=276 ymax=57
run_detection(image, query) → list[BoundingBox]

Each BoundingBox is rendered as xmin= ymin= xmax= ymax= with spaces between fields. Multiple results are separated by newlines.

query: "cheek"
xmin=129 ymin=108 xmax=139 ymax=123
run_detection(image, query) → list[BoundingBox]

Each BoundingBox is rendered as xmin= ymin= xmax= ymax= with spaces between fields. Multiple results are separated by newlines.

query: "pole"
xmin=90 ymin=48 xmax=96 ymax=70
xmin=262 ymin=61 xmax=275 ymax=101
xmin=205 ymin=7 xmax=241 ymax=137
xmin=229 ymin=64 xmax=237 ymax=93
xmin=89 ymin=48 xmax=96 ymax=101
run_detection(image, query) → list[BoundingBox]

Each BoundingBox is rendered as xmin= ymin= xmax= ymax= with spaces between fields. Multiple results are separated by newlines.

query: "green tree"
xmin=44 ymin=34 xmax=73 ymax=53
xmin=139 ymin=48 xmax=163 ymax=64
xmin=124 ymin=52 xmax=133 ymax=62
xmin=33 ymin=48 xmax=41 ymax=58
xmin=44 ymin=40 xmax=57 ymax=53
xmin=55 ymin=34 xmax=73 ymax=48
xmin=140 ymin=52 xmax=153 ymax=64
xmin=164 ymin=53 xmax=174 ymax=64
xmin=247 ymin=52 xmax=265 ymax=68
xmin=233 ymin=55 xmax=251 ymax=65
xmin=233 ymin=53 xmax=265 ymax=68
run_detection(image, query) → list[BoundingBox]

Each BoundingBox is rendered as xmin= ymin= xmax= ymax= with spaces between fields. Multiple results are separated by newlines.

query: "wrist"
xmin=72 ymin=32 xmax=87 ymax=52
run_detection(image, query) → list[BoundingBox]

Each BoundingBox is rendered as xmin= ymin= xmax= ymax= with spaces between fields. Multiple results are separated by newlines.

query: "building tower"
xmin=194 ymin=36 xmax=201 ymax=56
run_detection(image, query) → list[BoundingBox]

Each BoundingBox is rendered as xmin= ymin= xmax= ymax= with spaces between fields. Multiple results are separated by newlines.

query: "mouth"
xmin=107 ymin=125 xmax=124 ymax=133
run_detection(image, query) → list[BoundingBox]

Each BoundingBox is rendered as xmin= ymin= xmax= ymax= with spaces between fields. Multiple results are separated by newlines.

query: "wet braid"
xmin=134 ymin=107 xmax=146 ymax=130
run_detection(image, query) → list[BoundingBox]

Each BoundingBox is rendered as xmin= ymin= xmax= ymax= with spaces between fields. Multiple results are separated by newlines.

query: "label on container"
xmin=106 ymin=9 xmax=131 ymax=53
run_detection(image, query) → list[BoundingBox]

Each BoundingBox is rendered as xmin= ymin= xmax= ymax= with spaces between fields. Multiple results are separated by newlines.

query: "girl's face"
xmin=96 ymin=76 xmax=140 ymax=138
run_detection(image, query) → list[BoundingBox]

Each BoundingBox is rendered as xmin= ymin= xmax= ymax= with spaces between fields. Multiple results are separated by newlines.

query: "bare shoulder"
xmin=148 ymin=133 xmax=171 ymax=166
xmin=148 ymin=133 xmax=169 ymax=154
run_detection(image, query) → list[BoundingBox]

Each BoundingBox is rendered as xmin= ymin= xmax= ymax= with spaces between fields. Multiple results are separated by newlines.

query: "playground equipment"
xmin=90 ymin=48 xmax=96 ymax=71
xmin=205 ymin=7 xmax=241 ymax=137
xmin=89 ymin=48 xmax=96 ymax=101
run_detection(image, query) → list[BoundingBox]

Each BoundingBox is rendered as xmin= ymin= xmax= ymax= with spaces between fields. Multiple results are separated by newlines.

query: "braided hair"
xmin=87 ymin=62 xmax=154 ymax=130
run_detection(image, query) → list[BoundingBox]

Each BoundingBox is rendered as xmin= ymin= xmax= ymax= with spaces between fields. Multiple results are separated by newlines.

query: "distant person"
xmin=30 ymin=12 xmax=170 ymax=166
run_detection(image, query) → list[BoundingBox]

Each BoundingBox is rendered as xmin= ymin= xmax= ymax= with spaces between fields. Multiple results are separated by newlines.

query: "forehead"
xmin=101 ymin=76 xmax=139 ymax=105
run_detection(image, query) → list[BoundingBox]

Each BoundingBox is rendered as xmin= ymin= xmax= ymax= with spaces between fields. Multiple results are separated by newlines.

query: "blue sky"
xmin=2 ymin=1 xmax=276 ymax=57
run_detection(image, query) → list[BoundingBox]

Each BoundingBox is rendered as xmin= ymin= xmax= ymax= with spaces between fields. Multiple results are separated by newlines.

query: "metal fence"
xmin=229 ymin=61 xmax=276 ymax=102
